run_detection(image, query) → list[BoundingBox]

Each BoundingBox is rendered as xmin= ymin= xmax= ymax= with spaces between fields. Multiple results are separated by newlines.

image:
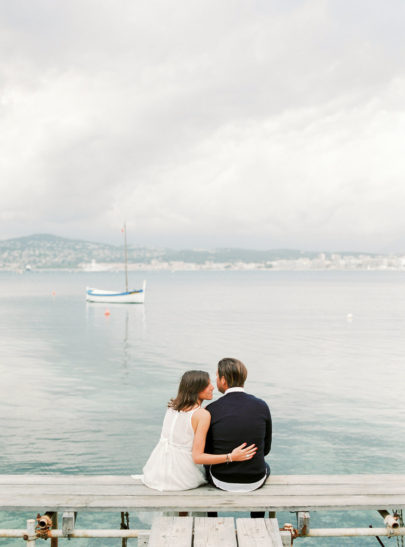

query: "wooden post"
xmin=120 ymin=511 xmax=129 ymax=547
xmin=137 ymin=531 xmax=150 ymax=546
xmin=25 ymin=519 xmax=36 ymax=546
xmin=280 ymin=530 xmax=292 ymax=546
xmin=62 ymin=512 xmax=76 ymax=536
xmin=297 ymin=511 xmax=310 ymax=535
xmin=280 ymin=523 xmax=294 ymax=546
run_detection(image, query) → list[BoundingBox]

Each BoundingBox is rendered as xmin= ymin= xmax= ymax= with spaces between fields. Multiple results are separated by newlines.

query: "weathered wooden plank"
xmin=194 ymin=517 xmax=236 ymax=547
xmin=1 ymin=486 xmax=404 ymax=501
xmin=0 ymin=475 xmax=136 ymax=485
xmin=1 ymin=474 xmax=405 ymax=514
xmin=265 ymin=519 xmax=283 ymax=547
xmin=236 ymin=519 xmax=292 ymax=547
xmin=0 ymin=474 xmax=404 ymax=487
xmin=236 ymin=518 xmax=278 ymax=546
xmin=1 ymin=493 xmax=405 ymax=512
xmin=2 ymin=483 xmax=405 ymax=497
xmin=266 ymin=475 xmax=405 ymax=485
xmin=2 ymin=477 xmax=405 ymax=497
xmin=0 ymin=474 xmax=405 ymax=495
xmin=266 ymin=484 xmax=405 ymax=495
xmin=148 ymin=516 xmax=192 ymax=547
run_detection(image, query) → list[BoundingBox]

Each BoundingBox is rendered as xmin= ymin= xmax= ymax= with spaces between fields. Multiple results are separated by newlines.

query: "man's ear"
xmin=219 ymin=376 xmax=228 ymax=391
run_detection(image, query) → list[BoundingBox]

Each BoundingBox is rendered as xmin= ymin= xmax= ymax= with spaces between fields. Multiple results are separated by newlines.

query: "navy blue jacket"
xmin=205 ymin=391 xmax=272 ymax=483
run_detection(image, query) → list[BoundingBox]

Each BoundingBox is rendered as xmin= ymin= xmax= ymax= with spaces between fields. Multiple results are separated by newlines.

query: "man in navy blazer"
xmin=205 ymin=357 xmax=272 ymax=493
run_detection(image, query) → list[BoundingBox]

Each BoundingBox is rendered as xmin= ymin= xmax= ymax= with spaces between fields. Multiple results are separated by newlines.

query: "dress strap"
xmin=188 ymin=406 xmax=201 ymax=428
xmin=188 ymin=405 xmax=201 ymax=416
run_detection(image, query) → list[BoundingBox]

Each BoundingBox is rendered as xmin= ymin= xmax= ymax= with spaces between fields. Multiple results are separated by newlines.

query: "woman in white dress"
xmin=143 ymin=370 xmax=256 ymax=491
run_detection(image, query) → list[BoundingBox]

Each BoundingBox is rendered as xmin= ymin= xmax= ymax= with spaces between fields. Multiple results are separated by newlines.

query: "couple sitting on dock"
xmin=142 ymin=357 xmax=272 ymax=500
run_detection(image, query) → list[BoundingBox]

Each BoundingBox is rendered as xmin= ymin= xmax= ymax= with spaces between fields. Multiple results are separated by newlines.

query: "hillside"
xmin=0 ymin=234 xmax=321 ymax=270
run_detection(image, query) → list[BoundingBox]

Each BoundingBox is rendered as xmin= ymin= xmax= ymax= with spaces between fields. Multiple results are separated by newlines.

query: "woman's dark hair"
xmin=217 ymin=357 xmax=247 ymax=387
xmin=169 ymin=370 xmax=210 ymax=411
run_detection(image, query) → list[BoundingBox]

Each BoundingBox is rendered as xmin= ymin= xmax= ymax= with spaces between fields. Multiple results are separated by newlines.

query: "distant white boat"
xmin=86 ymin=223 xmax=146 ymax=304
xmin=86 ymin=282 xmax=146 ymax=303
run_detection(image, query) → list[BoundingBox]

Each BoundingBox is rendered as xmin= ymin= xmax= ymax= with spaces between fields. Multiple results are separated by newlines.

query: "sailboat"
xmin=86 ymin=223 xmax=146 ymax=304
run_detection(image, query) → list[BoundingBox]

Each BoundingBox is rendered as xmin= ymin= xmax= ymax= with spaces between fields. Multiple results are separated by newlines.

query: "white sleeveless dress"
xmin=142 ymin=407 xmax=207 ymax=491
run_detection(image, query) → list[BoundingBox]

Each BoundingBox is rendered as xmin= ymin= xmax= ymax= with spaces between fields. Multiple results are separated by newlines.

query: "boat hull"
xmin=86 ymin=283 xmax=146 ymax=304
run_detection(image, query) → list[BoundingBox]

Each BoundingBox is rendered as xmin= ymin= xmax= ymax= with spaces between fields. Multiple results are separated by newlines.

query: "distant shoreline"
xmin=2 ymin=234 xmax=405 ymax=272
xmin=3 ymin=262 xmax=405 ymax=273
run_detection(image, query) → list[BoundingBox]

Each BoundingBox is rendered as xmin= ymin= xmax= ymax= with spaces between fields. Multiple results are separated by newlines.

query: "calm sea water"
xmin=1 ymin=270 xmax=405 ymax=545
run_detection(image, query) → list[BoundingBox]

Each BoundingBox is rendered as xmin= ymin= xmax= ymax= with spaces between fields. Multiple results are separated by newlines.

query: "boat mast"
xmin=123 ymin=222 xmax=128 ymax=293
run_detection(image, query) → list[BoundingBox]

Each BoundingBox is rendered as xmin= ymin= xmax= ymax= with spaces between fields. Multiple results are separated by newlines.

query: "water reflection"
xmin=85 ymin=302 xmax=147 ymax=377
xmin=123 ymin=310 xmax=129 ymax=371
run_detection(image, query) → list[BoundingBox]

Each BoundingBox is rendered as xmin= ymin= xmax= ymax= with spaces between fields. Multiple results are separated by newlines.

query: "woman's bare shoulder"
xmin=193 ymin=407 xmax=211 ymax=422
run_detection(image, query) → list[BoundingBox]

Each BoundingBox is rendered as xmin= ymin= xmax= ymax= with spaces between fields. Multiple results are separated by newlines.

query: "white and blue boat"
xmin=86 ymin=223 xmax=146 ymax=304
xmin=86 ymin=282 xmax=146 ymax=303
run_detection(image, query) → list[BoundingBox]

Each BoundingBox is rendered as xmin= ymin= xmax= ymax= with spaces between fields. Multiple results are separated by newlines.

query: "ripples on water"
xmin=1 ymin=270 xmax=405 ymax=545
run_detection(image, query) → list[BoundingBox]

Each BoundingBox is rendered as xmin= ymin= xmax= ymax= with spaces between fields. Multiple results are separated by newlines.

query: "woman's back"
xmin=142 ymin=407 xmax=207 ymax=491
xmin=161 ymin=407 xmax=196 ymax=447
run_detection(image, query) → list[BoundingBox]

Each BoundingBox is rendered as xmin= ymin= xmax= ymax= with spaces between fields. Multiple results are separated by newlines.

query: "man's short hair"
xmin=217 ymin=357 xmax=247 ymax=388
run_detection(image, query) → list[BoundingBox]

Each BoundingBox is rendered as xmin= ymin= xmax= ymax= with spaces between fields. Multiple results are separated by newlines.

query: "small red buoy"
xmin=104 ymin=309 xmax=110 ymax=316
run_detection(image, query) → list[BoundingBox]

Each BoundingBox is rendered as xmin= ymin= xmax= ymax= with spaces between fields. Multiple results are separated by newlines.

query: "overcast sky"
xmin=1 ymin=0 xmax=405 ymax=252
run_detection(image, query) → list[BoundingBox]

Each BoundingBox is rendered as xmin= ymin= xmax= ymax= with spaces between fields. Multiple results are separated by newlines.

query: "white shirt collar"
xmin=224 ymin=387 xmax=245 ymax=395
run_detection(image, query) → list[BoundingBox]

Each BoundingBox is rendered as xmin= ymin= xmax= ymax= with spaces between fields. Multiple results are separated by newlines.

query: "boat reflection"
xmin=85 ymin=303 xmax=146 ymax=375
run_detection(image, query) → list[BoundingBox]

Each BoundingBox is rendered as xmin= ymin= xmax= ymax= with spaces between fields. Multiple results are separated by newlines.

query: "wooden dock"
xmin=147 ymin=516 xmax=287 ymax=546
xmin=0 ymin=474 xmax=404 ymax=544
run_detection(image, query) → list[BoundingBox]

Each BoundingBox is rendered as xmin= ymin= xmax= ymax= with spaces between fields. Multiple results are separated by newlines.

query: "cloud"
xmin=1 ymin=0 xmax=405 ymax=250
